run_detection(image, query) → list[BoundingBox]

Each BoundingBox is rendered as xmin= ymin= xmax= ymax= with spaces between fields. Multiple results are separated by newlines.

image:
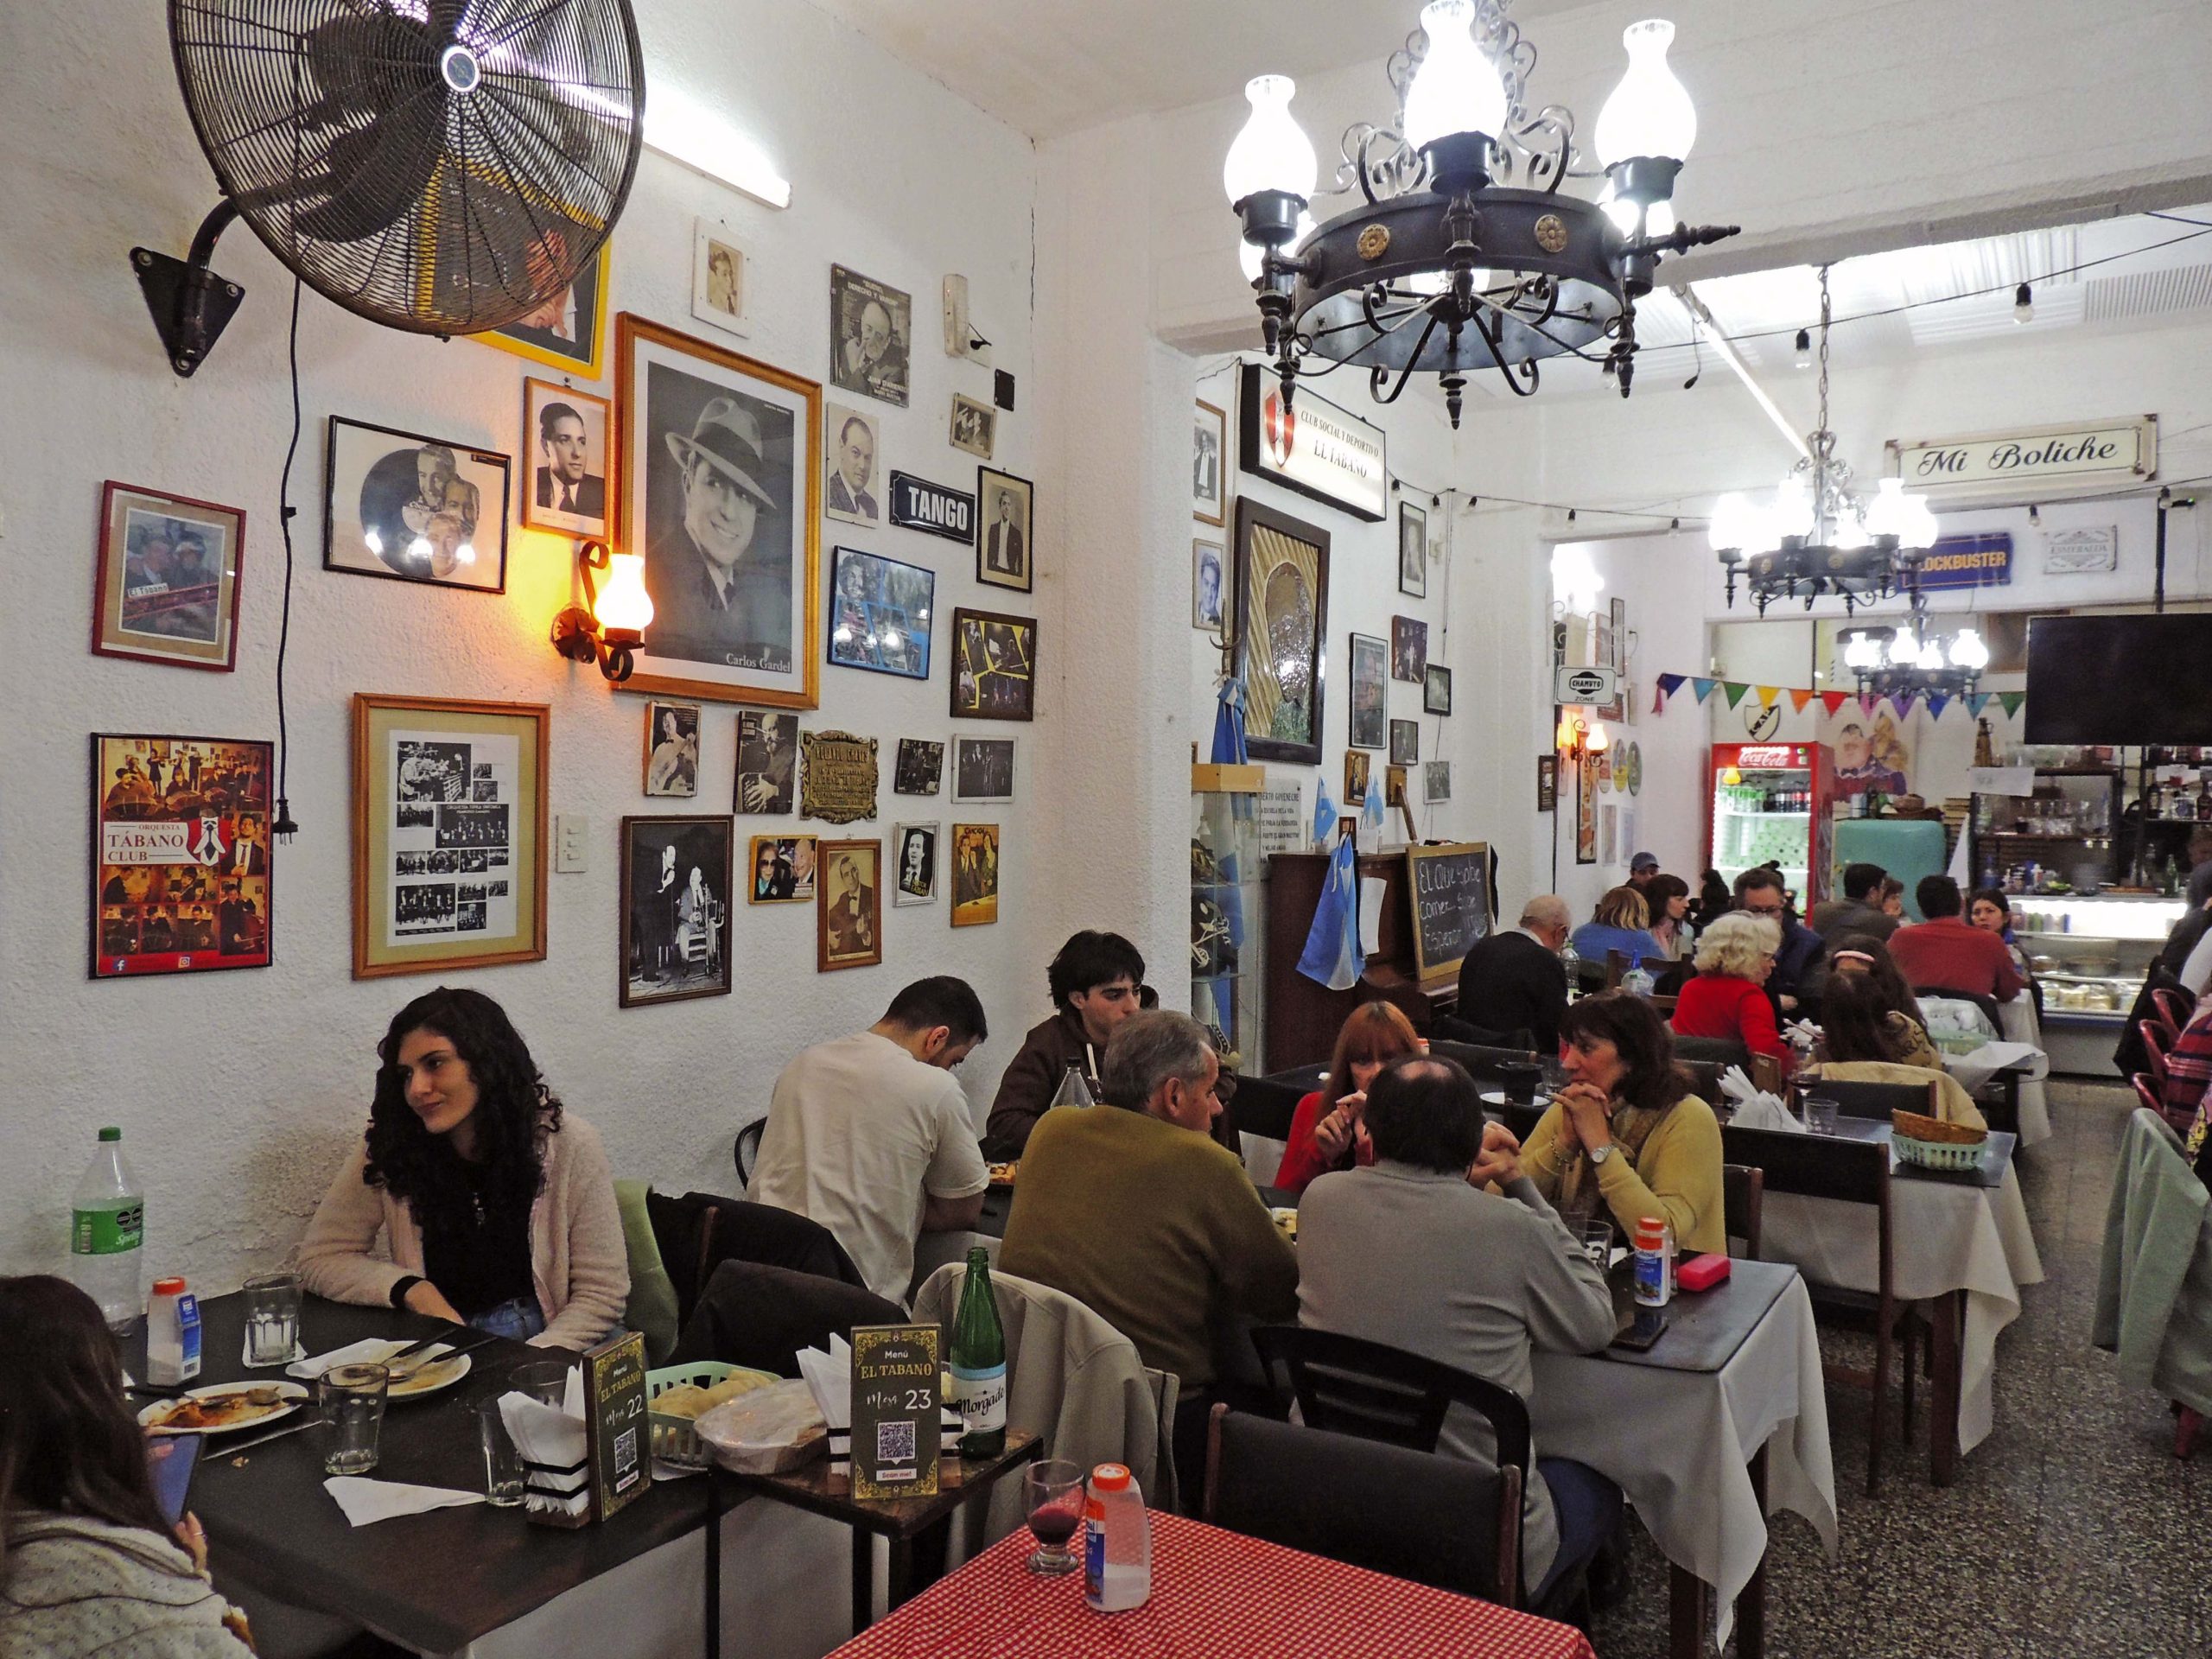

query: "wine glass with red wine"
xmin=1023 ymin=1459 xmax=1085 ymax=1575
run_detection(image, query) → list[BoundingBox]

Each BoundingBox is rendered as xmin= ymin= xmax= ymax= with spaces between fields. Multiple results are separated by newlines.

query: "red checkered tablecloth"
xmin=827 ymin=1510 xmax=1596 ymax=1659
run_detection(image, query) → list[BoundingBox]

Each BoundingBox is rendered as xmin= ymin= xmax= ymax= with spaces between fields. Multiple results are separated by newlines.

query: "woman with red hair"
xmin=1274 ymin=1001 xmax=1424 ymax=1197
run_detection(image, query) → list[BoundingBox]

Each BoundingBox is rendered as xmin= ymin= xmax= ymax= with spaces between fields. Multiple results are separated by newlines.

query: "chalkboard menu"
xmin=1406 ymin=842 xmax=1491 ymax=981
xmin=584 ymin=1331 xmax=651 ymax=1523
xmin=850 ymin=1324 xmax=942 ymax=1499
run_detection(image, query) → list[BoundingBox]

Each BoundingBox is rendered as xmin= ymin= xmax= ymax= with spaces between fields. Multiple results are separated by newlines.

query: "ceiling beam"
xmin=1676 ymin=285 xmax=1814 ymax=467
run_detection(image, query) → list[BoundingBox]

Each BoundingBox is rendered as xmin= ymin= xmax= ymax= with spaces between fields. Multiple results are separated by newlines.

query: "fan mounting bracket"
xmin=131 ymin=230 xmax=245 ymax=378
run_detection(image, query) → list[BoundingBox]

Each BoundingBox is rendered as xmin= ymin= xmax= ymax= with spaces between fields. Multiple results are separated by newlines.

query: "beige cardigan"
xmin=297 ymin=1112 xmax=630 ymax=1351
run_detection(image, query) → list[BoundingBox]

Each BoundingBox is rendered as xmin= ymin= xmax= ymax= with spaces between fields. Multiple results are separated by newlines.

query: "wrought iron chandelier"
xmin=1225 ymin=3 xmax=1740 ymax=428
xmin=1840 ymin=609 xmax=1987 ymax=704
xmin=1712 ymin=265 xmax=1943 ymax=615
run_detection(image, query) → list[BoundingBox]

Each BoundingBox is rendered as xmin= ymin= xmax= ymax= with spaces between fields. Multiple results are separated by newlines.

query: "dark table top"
xmin=124 ymin=1292 xmax=718 ymax=1653
xmin=1596 ymin=1256 xmax=1797 ymax=1375
xmin=1821 ymin=1113 xmax=2018 ymax=1190
xmin=712 ymin=1430 xmax=1042 ymax=1541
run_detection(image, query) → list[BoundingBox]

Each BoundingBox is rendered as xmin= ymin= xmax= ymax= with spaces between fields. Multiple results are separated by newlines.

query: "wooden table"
xmin=713 ymin=1430 xmax=1043 ymax=1632
xmin=823 ymin=1509 xmax=1598 ymax=1659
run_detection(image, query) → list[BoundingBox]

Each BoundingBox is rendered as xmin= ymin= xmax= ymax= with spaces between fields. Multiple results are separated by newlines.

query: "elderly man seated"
xmin=1000 ymin=1008 xmax=1297 ymax=1497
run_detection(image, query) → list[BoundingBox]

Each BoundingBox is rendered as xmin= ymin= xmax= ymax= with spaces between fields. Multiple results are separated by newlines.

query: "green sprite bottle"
xmin=71 ymin=1127 xmax=145 ymax=1334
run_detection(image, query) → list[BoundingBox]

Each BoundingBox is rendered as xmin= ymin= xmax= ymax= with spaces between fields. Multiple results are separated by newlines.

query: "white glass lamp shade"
xmin=1770 ymin=477 xmax=1815 ymax=543
xmin=1402 ymin=0 xmax=1508 ymax=149
xmin=1915 ymin=639 xmax=1946 ymax=671
xmin=1708 ymin=491 xmax=1759 ymax=552
xmin=1586 ymin=722 xmax=1611 ymax=753
xmin=596 ymin=552 xmax=655 ymax=638
xmin=1831 ymin=507 xmax=1870 ymax=550
xmin=1900 ymin=493 xmax=1941 ymax=550
xmin=1948 ymin=627 xmax=1989 ymax=670
xmin=1863 ymin=477 xmax=1909 ymax=540
xmin=1239 ymin=208 xmax=1316 ymax=280
xmin=1888 ymin=626 xmax=1921 ymax=667
xmin=1223 ymin=76 xmax=1317 ymax=205
xmin=1842 ymin=632 xmax=1882 ymax=670
xmin=1596 ymin=19 xmax=1698 ymax=167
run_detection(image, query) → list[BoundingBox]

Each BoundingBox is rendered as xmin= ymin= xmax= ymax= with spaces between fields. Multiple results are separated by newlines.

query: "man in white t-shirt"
xmin=750 ymin=977 xmax=991 ymax=1302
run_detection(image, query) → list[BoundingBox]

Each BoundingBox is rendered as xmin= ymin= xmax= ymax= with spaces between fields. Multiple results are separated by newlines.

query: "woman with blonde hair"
xmin=1274 ymin=1001 xmax=1424 ymax=1197
xmin=1669 ymin=910 xmax=1794 ymax=1076
xmin=1568 ymin=885 xmax=1665 ymax=974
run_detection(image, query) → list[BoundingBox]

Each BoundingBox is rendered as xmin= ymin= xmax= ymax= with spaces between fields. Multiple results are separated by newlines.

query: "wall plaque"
xmin=800 ymin=730 xmax=879 ymax=823
xmin=1885 ymin=416 xmax=2156 ymax=499
xmin=888 ymin=471 xmax=976 ymax=543
xmin=1236 ymin=363 xmax=1388 ymax=522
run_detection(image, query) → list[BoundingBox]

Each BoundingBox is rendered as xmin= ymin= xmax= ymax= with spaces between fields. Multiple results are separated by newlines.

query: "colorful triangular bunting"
xmin=1999 ymin=692 xmax=2025 ymax=717
xmin=1821 ymin=691 xmax=1848 ymax=715
xmin=1757 ymin=685 xmax=1781 ymax=708
xmin=1926 ymin=694 xmax=1950 ymax=721
xmin=1859 ymin=693 xmax=1878 ymax=716
xmin=1692 ymin=677 xmax=1719 ymax=704
xmin=1789 ymin=689 xmax=1815 ymax=713
xmin=1966 ymin=693 xmax=1991 ymax=716
xmin=1724 ymin=683 xmax=1751 ymax=709
xmin=1656 ymin=672 xmax=1687 ymax=698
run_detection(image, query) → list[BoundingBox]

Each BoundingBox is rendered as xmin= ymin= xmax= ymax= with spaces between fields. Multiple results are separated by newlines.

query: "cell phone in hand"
xmin=147 ymin=1433 xmax=202 ymax=1527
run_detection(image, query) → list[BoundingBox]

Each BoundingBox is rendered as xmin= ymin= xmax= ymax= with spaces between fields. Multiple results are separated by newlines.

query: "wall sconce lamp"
xmin=1556 ymin=715 xmax=1609 ymax=761
xmin=550 ymin=540 xmax=654 ymax=683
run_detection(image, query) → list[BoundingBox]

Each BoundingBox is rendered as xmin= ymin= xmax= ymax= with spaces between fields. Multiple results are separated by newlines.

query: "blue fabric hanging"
xmin=1211 ymin=677 xmax=1249 ymax=766
xmin=1312 ymin=782 xmax=1338 ymax=850
xmin=1363 ymin=771 xmax=1386 ymax=833
xmin=1296 ymin=830 xmax=1365 ymax=991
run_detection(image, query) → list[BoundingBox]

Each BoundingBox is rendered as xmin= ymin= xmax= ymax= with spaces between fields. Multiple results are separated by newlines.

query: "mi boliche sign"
xmin=1885 ymin=416 xmax=2156 ymax=499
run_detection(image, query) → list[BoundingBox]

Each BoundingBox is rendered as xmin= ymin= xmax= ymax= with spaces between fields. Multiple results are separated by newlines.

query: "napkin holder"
xmin=503 ymin=1382 xmax=592 ymax=1529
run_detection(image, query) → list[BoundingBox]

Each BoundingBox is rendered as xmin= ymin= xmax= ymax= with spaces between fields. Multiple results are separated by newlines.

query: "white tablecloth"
xmin=1761 ymin=1166 xmax=2044 ymax=1452
xmin=1532 ymin=1275 xmax=1836 ymax=1647
xmin=1942 ymin=1035 xmax=2052 ymax=1147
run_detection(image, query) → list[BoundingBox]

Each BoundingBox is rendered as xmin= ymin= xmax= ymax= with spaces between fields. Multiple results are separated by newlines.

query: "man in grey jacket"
xmin=1295 ymin=1057 xmax=1620 ymax=1603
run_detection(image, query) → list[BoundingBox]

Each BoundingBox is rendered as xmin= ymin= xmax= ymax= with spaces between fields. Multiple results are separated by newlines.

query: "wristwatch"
xmin=1586 ymin=1143 xmax=1615 ymax=1166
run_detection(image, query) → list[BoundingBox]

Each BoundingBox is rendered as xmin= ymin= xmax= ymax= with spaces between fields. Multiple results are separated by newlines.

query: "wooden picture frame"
xmin=950 ymin=822 xmax=1000 ymax=926
xmin=1193 ymin=398 xmax=1227 ymax=527
xmin=976 ymin=466 xmax=1033 ymax=594
xmin=520 ymin=380 xmax=613 ymax=539
xmin=474 ymin=243 xmax=610 ymax=378
xmin=620 ymin=815 xmax=735 ymax=1006
xmin=351 ymin=696 xmax=548 ymax=978
xmin=1348 ymin=632 xmax=1387 ymax=751
xmin=817 ymin=838 xmax=883 ymax=971
xmin=1344 ymin=749 xmax=1371 ymax=808
xmin=324 ymin=417 xmax=512 ymax=593
xmin=643 ymin=701 xmax=700 ymax=798
xmin=950 ymin=607 xmax=1036 ymax=721
xmin=1234 ymin=496 xmax=1330 ymax=766
xmin=1536 ymin=754 xmax=1558 ymax=813
xmin=746 ymin=834 xmax=817 ymax=903
xmin=1389 ymin=718 xmax=1419 ymax=766
xmin=615 ymin=314 xmax=821 ymax=710
xmin=91 ymin=733 xmax=273 ymax=978
xmin=92 ymin=482 xmax=245 ymax=672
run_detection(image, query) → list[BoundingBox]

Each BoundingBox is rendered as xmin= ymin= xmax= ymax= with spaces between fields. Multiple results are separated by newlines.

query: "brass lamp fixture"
xmin=550 ymin=540 xmax=654 ymax=683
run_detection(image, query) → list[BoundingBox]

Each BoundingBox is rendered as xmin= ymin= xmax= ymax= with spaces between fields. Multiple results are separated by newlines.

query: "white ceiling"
xmin=808 ymin=0 xmax=1586 ymax=140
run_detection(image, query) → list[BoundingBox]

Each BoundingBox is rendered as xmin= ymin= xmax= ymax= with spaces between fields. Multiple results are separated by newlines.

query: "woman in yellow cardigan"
xmin=1522 ymin=992 xmax=1726 ymax=1255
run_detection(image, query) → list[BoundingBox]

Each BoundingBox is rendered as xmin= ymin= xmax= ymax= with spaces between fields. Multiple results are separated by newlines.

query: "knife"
xmin=215 ymin=1414 xmax=321 ymax=1458
xmin=387 ymin=1329 xmax=503 ymax=1378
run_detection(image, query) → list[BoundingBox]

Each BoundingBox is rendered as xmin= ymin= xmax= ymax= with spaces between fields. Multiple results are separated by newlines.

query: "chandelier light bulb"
xmin=1831 ymin=509 xmax=1870 ymax=550
xmin=1915 ymin=640 xmax=1946 ymax=672
xmin=1889 ymin=626 xmax=1921 ymax=668
xmin=1402 ymin=0 xmax=1508 ymax=151
xmin=1708 ymin=492 xmax=1758 ymax=552
xmin=1949 ymin=627 xmax=1989 ymax=670
xmin=1586 ymin=722 xmax=1611 ymax=753
xmin=1901 ymin=493 xmax=1941 ymax=550
xmin=1595 ymin=19 xmax=1698 ymax=167
xmin=1645 ymin=200 xmax=1677 ymax=239
xmin=2013 ymin=282 xmax=2033 ymax=323
xmin=1843 ymin=632 xmax=1882 ymax=670
xmin=1863 ymin=477 xmax=1908 ymax=540
xmin=595 ymin=552 xmax=655 ymax=638
xmin=1223 ymin=75 xmax=1317 ymax=205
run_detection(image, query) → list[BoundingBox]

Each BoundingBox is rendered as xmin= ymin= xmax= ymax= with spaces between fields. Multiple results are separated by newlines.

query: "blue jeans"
xmin=468 ymin=1297 xmax=546 ymax=1342
xmin=1534 ymin=1457 xmax=1624 ymax=1604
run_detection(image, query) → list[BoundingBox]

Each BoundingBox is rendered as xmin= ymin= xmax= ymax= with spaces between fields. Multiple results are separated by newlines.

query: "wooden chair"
xmin=1748 ymin=1052 xmax=1788 ymax=1099
xmin=1205 ymin=1404 xmax=1520 ymax=1605
xmin=1224 ymin=1072 xmax=1306 ymax=1142
xmin=2142 ymin=1020 xmax=2175 ymax=1088
xmin=1792 ymin=1077 xmax=1942 ymax=1123
xmin=1722 ymin=1163 xmax=1764 ymax=1260
xmin=1719 ymin=1122 xmax=1900 ymax=1493
xmin=734 ymin=1118 xmax=764 ymax=1187
xmin=1427 ymin=1040 xmax=1541 ymax=1084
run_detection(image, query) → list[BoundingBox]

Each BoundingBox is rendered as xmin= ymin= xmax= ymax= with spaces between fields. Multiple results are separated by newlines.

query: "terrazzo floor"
xmin=1587 ymin=1077 xmax=2212 ymax=1659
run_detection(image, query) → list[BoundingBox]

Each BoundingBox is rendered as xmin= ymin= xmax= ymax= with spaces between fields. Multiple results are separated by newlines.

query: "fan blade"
xmin=302 ymin=14 xmax=434 ymax=127
xmin=296 ymin=115 xmax=445 ymax=243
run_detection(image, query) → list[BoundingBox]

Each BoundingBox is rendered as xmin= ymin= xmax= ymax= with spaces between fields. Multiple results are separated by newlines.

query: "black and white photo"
xmin=893 ymin=738 xmax=944 ymax=796
xmin=324 ymin=416 xmax=511 ymax=593
xmin=1424 ymin=662 xmax=1453 ymax=715
xmin=950 ymin=607 xmax=1037 ymax=721
xmin=892 ymin=822 xmax=938 ymax=906
xmin=644 ymin=702 xmax=700 ymax=798
xmin=621 ymin=815 xmax=734 ymax=1007
xmin=1392 ymin=614 xmax=1428 ymax=683
xmin=1193 ymin=399 xmax=1226 ymax=527
xmin=691 ymin=218 xmax=748 ymax=338
xmin=620 ymin=316 xmax=820 ymax=709
xmin=93 ymin=483 xmax=245 ymax=673
xmin=1389 ymin=718 xmax=1418 ymax=767
xmin=952 ymin=735 xmax=1015 ymax=804
xmin=828 ymin=264 xmax=911 ymax=407
xmin=521 ymin=380 xmax=610 ymax=537
xmin=735 ymin=709 xmax=798 ymax=813
xmin=976 ymin=467 xmax=1033 ymax=594
xmin=1423 ymin=760 xmax=1452 ymax=804
xmin=396 ymin=741 xmax=472 ymax=804
xmin=1192 ymin=539 xmax=1225 ymax=631
xmin=823 ymin=403 xmax=880 ymax=527
xmin=1398 ymin=499 xmax=1427 ymax=599
xmin=949 ymin=393 xmax=995 ymax=460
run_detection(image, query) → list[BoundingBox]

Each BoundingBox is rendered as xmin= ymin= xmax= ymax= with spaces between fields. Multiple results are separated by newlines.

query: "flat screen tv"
xmin=2024 ymin=614 xmax=2212 ymax=744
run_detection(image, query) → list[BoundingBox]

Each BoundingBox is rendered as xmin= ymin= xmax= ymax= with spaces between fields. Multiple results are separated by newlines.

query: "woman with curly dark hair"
xmin=299 ymin=988 xmax=627 ymax=1348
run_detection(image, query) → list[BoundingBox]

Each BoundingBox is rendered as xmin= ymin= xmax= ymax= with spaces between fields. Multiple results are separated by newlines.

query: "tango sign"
xmin=1886 ymin=417 xmax=2155 ymax=497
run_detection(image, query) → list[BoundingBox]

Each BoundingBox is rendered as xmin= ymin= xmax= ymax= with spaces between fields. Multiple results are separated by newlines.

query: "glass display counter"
xmin=2009 ymin=893 xmax=2186 ymax=1072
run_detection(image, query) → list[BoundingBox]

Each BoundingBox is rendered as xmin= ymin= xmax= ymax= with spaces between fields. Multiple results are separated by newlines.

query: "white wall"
xmin=0 ymin=2 xmax=1052 ymax=1285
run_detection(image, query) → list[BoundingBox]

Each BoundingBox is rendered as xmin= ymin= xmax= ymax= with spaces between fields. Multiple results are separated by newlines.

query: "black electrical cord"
xmin=270 ymin=271 xmax=303 ymax=841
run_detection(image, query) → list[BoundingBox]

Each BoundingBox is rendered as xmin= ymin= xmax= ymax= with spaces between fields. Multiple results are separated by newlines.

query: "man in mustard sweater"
xmin=1001 ymin=1008 xmax=1298 ymax=1497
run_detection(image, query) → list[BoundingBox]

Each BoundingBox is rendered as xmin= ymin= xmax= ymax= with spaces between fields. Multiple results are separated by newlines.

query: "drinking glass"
xmin=242 ymin=1271 xmax=302 ymax=1367
xmin=512 ymin=1360 xmax=575 ymax=1408
xmin=1802 ymin=1094 xmax=1840 ymax=1135
xmin=1022 ymin=1459 xmax=1085 ymax=1575
xmin=318 ymin=1363 xmax=390 ymax=1475
xmin=475 ymin=1399 xmax=525 ymax=1506
xmin=1577 ymin=1218 xmax=1615 ymax=1274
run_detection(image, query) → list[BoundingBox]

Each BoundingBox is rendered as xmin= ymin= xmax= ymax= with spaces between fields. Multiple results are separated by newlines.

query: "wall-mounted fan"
xmin=135 ymin=0 xmax=645 ymax=375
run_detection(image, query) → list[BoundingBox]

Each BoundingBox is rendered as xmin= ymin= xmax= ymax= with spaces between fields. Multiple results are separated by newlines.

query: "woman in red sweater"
xmin=1670 ymin=911 xmax=1794 ymax=1076
xmin=1275 ymin=1001 xmax=1422 ymax=1197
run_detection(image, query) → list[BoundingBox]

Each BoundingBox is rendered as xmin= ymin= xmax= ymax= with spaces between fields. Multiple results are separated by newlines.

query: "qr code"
xmin=613 ymin=1426 xmax=638 ymax=1478
xmin=875 ymin=1420 xmax=917 ymax=1465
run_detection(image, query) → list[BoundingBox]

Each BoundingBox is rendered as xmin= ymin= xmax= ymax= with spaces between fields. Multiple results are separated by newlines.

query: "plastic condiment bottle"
xmin=146 ymin=1276 xmax=202 ymax=1386
xmin=1083 ymin=1463 xmax=1151 ymax=1612
xmin=1632 ymin=1218 xmax=1672 ymax=1309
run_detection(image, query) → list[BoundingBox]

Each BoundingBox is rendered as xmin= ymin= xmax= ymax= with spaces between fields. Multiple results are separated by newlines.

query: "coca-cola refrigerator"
xmin=1706 ymin=742 xmax=1836 ymax=909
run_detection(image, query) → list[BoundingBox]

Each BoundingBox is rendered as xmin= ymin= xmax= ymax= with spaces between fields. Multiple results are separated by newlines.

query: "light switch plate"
xmin=555 ymin=814 xmax=588 ymax=873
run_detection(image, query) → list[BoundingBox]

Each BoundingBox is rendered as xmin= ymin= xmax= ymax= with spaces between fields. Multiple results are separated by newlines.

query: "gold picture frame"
xmin=473 ymin=244 xmax=612 ymax=379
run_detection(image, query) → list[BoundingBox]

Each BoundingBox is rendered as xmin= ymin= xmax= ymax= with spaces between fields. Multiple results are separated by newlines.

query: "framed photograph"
xmin=1389 ymin=718 xmax=1419 ymax=766
xmin=1193 ymin=399 xmax=1227 ymax=527
xmin=1391 ymin=615 xmax=1428 ymax=683
xmin=950 ymin=608 xmax=1036 ymax=721
xmin=817 ymin=839 xmax=883 ymax=971
xmin=1424 ymin=760 xmax=1452 ymax=804
xmin=1192 ymin=539 xmax=1225 ymax=631
xmin=952 ymin=736 xmax=1015 ymax=804
xmin=1234 ymin=497 xmax=1330 ymax=766
xmin=617 ymin=315 xmax=821 ymax=709
xmin=1344 ymin=750 xmax=1371 ymax=808
xmin=829 ymin=546 xmax=935 ymax=679
xmin=643 ymin=702 xmax=701 ymax=798
xmin=893 ymin=822 xmax=939 ymax=906
xmin=474 ymin=242 xmax=610 ymax=378
xmin=1575 ymin=754 xmax=1599 ymax=865
xmin=691 ymin=219 xmax=749 ymax=338
xmin=1348 ymin=632 xmax=1387 ymax=751
xmin=829 ymin=264 xmax=912 ymax=408
xmin=520 ymin=380 xmax=611 ymax=538
xmin=1424 ymin=663 xmax=1453 ymax=716
xmin=351 ymin=695 xmax=547 ymax=978
xmin=976 ymin=467 xmax=1033 ymax=594
xmin=92 ymin=482 xmax=245 ymax=672
xmin=621 ymin=815 xmax=734 ymax=1006
xmin=1386 ymin=766 xmax=1408 ymax=808
xmin=747 ymin=834 xmax=817 ymax=903
xmin=1398 ymin=499 xmax=1427 ymax=599
xmin=949 ymin=394 xmax=995 ymax=461
xmin=735 ymin=710 xmax=798 ymax=814
xmin=1536 ymin=754 xmax=1558 ymax=814
xmin=894 ymin=738 xmax=944 ymax=796
xmin=823 ymin=403 xmax=880 ymax=528
xmin=324 ymin=417 xmax=511 ymax=593
xmin=950 ymin=823 xmax=1001 ymax=926
xmin=91 ymin=734 xmax=272 ymax=978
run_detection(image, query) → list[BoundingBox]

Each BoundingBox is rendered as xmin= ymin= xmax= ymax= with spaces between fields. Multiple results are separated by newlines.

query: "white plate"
xmin=138 ymin=1380 xmax=309 ymax=1436
xmin=1479 ymin=1090 xmax=1508 ymax=1106
xmin=387 ymin=1349 xmax=473 ymax=1400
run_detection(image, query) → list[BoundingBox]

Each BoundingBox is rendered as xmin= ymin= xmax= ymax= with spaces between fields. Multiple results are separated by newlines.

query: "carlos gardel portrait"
xmin=324 ymin=416 xmax=511 ymax=593
xmin=620 ymin=316 xmax=820 ymax=709
xmin=620 ymin=815 xmax=734 ymax=1007
xmin=976 ymin=467 xmax=1033 ymax=594
xmin=522 ymin=379 xmax=609 ymax=537
xmin=828 ymin=265 xmax=911 ymax=408
xmin=893 ymin=823 xmax=938 ymax=906
xmin=823 ymin=403 xmax=880 ymax=528
xmin=736 ymin=710 xmax=798 ymax=814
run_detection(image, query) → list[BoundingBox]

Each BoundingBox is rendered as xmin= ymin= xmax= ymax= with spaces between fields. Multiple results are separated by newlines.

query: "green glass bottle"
xmin=949 ymin=1245 xmax=1007 ymax=1459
